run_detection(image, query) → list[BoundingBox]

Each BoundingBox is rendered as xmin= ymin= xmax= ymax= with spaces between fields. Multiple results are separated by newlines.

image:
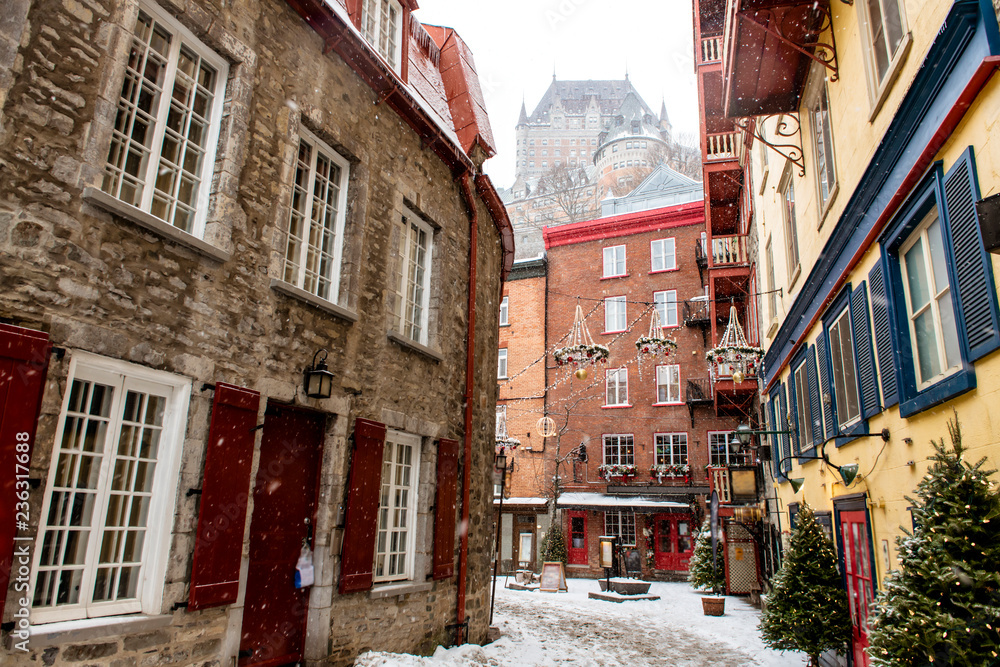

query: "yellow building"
xmin=712 ymin=0 xmax=1000 ymax=663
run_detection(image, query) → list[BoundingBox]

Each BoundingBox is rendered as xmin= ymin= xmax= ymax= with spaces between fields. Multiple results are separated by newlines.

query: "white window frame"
xmin=282 ymin=127 xmax=351 ymax=303
xmin=604 ymin=296 xmax=627 ymax=333
xmin=709 ymin=431 xmax=740 ymax=466
xmin=654 ymin=290 xmax=678 ymax=328
xmin=604 ymin=511 xmax=636 ymax=547
xmin=602 ymin=245 xmax=627 ymax=278
xmin=828 ymin=307 xmax=861 ymax=430
xmin=605 ymin=367 xmax=629 ymax=406
xmin=498 ymin=348 xmax=508 ymax=379
xmin=373 ymin=430 xmax=421 ymax=583
xmin=779 ymin=167 xmax=800 ymax=281
xmin=650 ymin=238 xmax=676 ymax=272
xmin=655 ymin=364 xmax=681 ymax=405
xmin=793 ymin=358 xmax=813 ymax=448
xmin=389 ymin=208 xmax=434 ymax=345
xmin=101 ymin=0 xmax=229 ymax=238
xmin=361 ymin=0 xmax=403 ymax=73
xmin=654 ymin=433 xmax=688 ymax=465
xmin=602 ymin=434 xmax=634 ymax=466
xmin=765 ymin=238 xmax=778 ymax=322
xmin=30 ymin=353 xmax=191 ymax=624
xmin=499 ymin=295 xmax=509 ymax=326
xmin=899 ymin=209 xmax=962 ymax=390
xmin=857 ymin=0 xmax=909 ymax=109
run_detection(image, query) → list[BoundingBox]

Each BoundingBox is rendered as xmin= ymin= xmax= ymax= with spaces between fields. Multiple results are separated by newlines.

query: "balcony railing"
xmin=711 ymin=234 xmax=748 ymax=265
xmin=705 ymin=131 xmax=742 ymax=162
xmin=709 ymin=467 xmax=731 ymax=503
xmin=700 ymin=35 xmax=722 ymax=64
xmin=683 ymin=298 xmax=710 ymax=326
xmin=686 ymin=378 xmax=713 ymax=403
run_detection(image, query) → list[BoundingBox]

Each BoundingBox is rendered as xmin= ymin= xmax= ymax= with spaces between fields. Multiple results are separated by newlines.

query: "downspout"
xmin=455 ymin=172 xmax=478 ymax=645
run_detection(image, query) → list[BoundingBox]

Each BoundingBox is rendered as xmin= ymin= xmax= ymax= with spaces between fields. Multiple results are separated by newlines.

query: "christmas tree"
xmin=540 ymin=523 xmax=568 ymax=566
xmin=759 ymin=502 xmax=851 ymax=666
xmin=867 ymin=415 xmax=1000 ymax=666
xmin=688 ymin=520 xmax=725 ymax=591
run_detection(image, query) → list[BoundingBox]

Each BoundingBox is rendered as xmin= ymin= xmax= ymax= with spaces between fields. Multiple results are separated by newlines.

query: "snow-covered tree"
xmin=759 ymin=503 xmax=851 ymax=666
xmin=540 ymin=523 xmax=568 ymax=566
xmin=688 ymin=520 xmax=724 ymax=591
xmin=867 ymin=415 xmax=1000 ymax=666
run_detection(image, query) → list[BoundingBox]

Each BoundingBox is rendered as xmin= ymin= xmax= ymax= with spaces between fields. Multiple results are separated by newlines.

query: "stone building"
xmin=0 ymin=0 xmax=513 ymax=665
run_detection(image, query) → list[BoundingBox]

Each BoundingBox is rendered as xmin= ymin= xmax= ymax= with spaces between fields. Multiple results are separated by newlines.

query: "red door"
xmin=841 ymin=510 xmax=874 ymax=667
xmin=240 ymin=405 xmax=325 ymax=667
xmin=567 ymin=511 xmax=587 ymax=565
xmin=653 ymin=514 xmax=694 ymax=571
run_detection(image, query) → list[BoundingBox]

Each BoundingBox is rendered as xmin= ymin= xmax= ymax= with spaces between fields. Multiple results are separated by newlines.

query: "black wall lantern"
xmin=976 ymin=192 xmax=1000 ymax=255
xmin=304 ymin=349 xmax=334 ymax=398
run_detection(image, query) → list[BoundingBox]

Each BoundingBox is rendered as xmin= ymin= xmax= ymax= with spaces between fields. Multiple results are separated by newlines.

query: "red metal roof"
xmin=543 ymin=201 xmax=704 ymax=249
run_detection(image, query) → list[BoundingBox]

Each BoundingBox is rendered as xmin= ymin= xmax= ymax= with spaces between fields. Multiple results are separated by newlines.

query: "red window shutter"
xmin=0 ymin=324 xmax=51 ymax=613
xmin=432 ymin=438 xmax=460 ymax=580
xmin=339 ymin=418 xmax=386 ymax=594
xmin=188 ymin=383 xmax=260 ymax=610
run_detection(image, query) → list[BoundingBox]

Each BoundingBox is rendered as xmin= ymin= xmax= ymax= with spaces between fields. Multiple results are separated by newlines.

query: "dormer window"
xmin=361 ymin=0 xmax=402 ymax=72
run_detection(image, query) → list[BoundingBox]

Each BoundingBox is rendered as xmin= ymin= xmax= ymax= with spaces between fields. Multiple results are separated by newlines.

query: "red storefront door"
xmin=567 ymin=511 xmax=587 ymax=565
xmin=653 ymin=514 xmax=694 ymax=571
xmin=239 ymin=405 xmax=325 ymax=667
xmin=840 ymin=510 xmax=874 ymax=667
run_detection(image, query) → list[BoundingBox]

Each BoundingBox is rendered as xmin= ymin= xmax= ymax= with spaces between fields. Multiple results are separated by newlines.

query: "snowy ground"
xmin=354 ymin=578 xmax=807 ymax=666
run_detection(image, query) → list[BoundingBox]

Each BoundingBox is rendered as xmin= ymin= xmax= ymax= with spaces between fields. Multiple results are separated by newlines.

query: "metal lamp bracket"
xmin=738 ymin=114 xmax=805 ymax=177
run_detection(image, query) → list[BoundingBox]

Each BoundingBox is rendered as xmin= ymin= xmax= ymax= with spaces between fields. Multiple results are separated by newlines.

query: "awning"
xmin=556 ymin=492 xmax=689 ymax=512
xmin=493 ymin=497 xmax=549 ymax=508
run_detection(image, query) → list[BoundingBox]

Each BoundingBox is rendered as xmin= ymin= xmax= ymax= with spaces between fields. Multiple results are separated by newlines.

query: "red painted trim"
xmin=763 ymin=56 xmax=1000 ymax=393
xmin=543 ymin=201 xmax=704 ymax=249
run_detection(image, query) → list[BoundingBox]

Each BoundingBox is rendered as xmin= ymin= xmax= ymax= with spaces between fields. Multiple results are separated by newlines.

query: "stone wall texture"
xmin=0 ymin=0 xmax=504 ymax=664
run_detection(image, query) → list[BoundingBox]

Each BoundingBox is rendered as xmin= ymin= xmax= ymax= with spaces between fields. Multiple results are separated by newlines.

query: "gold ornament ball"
xmin=732 ymin=371 xmax=745 ymax=384
xmin=575 ymin=367 xmax=589 ymax=380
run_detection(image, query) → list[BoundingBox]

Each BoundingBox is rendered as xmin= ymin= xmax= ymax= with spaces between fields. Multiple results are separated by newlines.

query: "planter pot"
xmin=702 ymin=596 xmax=725 ymax=616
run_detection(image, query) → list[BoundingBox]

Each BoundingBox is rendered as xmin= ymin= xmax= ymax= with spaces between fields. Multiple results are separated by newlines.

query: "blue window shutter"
xmin=815 ymin=333 xmax=836 ymax=437
xmin=868 ymin=262 xmax=899 ymax=408
xmin=779 ymin=385 xmax=791 ymax=474
xmin=788 ymin=372 xmax=801 ymax=457
xmin=768 ymin=398 xmax=781 ymax=478
xmin=807 ymin=347 xmax=822 ymax=448
xmin=942 ymin=149 xmax=1000 ymax=361
xmin=850 ymin=283 xmax=880 ymax=419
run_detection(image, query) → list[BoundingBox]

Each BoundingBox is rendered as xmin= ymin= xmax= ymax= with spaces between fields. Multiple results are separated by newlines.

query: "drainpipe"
xmin=455 ymin=172 xmax=478 ymax=645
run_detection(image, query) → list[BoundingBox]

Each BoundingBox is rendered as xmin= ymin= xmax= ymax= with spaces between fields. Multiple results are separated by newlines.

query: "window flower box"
xmin=650 ymin=463 xmax=690 ymax=478
xmin=598 ymin=463 xmax=637 ymax=480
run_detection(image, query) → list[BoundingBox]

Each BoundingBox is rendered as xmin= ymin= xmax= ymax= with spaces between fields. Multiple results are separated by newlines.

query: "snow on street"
xmin=354 ymin=579 xmax=807 ymax=666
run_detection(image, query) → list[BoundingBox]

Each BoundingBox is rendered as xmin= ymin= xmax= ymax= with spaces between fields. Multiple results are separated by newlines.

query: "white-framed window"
xmin=374 ymin=430 xmax=420 ymax=582
xmin=603 ymin=434 xmax=634 ymax=466
xmin=498 ymin=348 xmax=508 ymax=379
xmin=101 ymin=1 xmax=229 ymax=237
xmin=828 ymin=307 xmax=861 ymax=429
xmin=361 ymin=0 xmax=403 ymax=72
xmin=604 ymin=296 xmax=626 ymax=333
xmin=709 ymin=431 xmax=741 ymax=466
xmin=499 ymin=295 xmax=509 ymax=326
xmin=602 ymin=245 xmax=626 ymax=277
xmin=605 ymin=367 xmax=629 ymax=406
xmin=604 ymin=511 xmax=636 ymax=546
xmin=655 ymin=364 xmax=681 ymax=404
xmin=31 ymin=353 xmax=191 ymax=623
xmin=654 ymin=433 xmax=688 ymax=465
xmin=388 ymin=208 xmax=434 ymax=345
xmin=765 ymin=238 xmax=777 ymax=321
xmin=899 ymin=209 xmax=961 ymax=389
xmin=809 ymin=79 xmax=837 ymax=211
xmin=779 ymin=168 xmax=800 ymax=278
xmin=654 ymin=290 xmax=678 ymax=328
xmin=793 ymin=358 xmax=813 ymax=448
xmin=859 ymin=0 xmax=907 ymax=95
xmin=650 ymin=238 xmax=676 ymax=272
xmin=282 ymin=128 xmax=351 ymax=302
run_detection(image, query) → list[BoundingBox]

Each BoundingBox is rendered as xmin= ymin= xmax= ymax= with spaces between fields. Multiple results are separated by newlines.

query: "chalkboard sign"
xmin=539 ymin=561 xmax=567 ymax=592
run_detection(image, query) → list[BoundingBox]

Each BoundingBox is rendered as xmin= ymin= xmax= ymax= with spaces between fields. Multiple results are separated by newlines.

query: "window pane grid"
xmin=374 ymin=438 xmax=415 ymax=580
xmin=655 ymin=433 xmax=688 ymax=465
xmin=794 ymin=363 xmax=813 ymax=449
xmin=605 ymin=296 xmax=626 ymax=332
xmin=709 ymin=431 xmax=741 ymax=466
xmin=655 ymin=364 xmax=680 ymax=403
xmin=651 ymin=238 xmax=676 ymax=271
xmin=603 ymin=435 xmax=634 ymax=466
xmin=604 ymin=511 xmax=636 ymax=546
xmin=606 ymin=368 xmax=628 ymax=405
xmin=830 ymin=310 xmax=861 ymax=427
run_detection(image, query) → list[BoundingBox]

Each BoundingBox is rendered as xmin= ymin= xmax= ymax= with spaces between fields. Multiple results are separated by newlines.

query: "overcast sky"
xmin=412 ymin=0 xmax=700 ymax=190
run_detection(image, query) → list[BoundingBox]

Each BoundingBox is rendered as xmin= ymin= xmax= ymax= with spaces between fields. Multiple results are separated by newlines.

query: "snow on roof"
xmin=557 ymin=493 xmax=688 ymax=511
xmin=493 ymin=497 xmax=549 ymax=507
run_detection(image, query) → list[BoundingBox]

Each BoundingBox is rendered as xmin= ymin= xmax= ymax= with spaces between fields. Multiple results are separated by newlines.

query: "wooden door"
xmin=239 ymin=405 xmax=325 ymax=667
xmin=841 ymin=510 xmax=874 ymax=667
xmin=567 ymin=511 xmax=587 ymax=565
xmin=654 ymin=514 xmax=694 ymax=571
